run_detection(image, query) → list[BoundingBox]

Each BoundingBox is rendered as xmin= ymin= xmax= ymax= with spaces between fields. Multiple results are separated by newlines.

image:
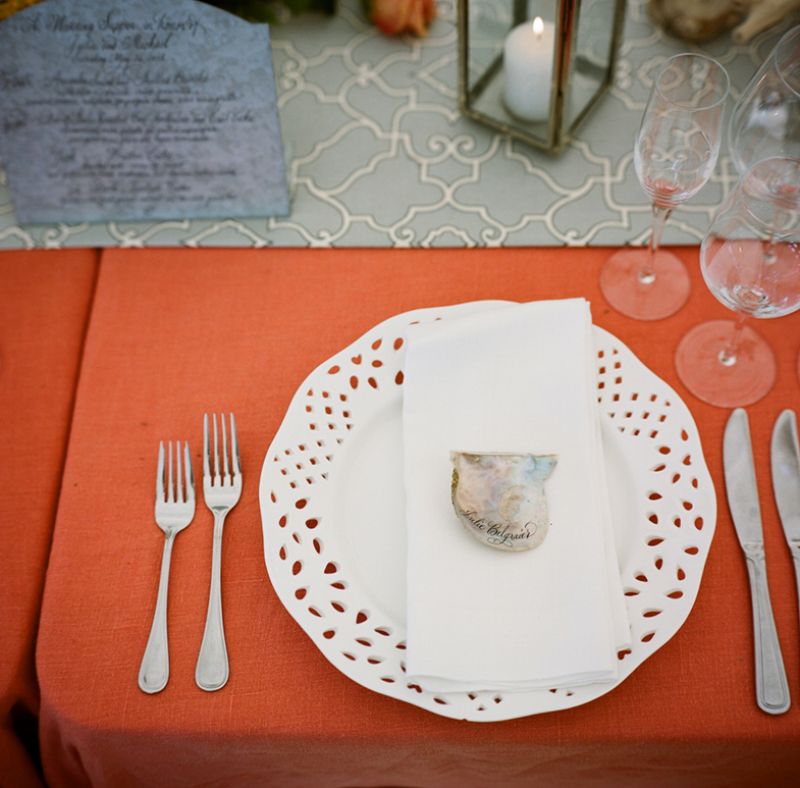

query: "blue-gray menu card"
xmin=0 ymin=0 xmax=289 ymax=223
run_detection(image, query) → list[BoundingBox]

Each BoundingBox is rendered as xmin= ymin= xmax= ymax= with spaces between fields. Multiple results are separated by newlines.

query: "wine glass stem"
xmin=764 ymin=232 xmax=778 ymax=265
xmin=640 ymin=204 xmax=673 ymax=285
xmin=720 ymin=313 xmax=748 ymax=367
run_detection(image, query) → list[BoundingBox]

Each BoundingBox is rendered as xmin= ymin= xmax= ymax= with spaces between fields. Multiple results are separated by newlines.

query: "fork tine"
xmin=212 ymin=413 xmax=220 ymax=480
xmin=183 ymin=442 xmax=194 ymax=499
xmin=203 ymin=414 xmax=210 ymax=480
xmin=221 ymin=414 xmax=230 ymax=483
xmin=230 ymin=413 xmax=240 ymax=477
xmin=168 ymin=441 xmax=175 ymax=503
xmin=176 ymin=439 xmax=184 ymax=502
xmin=173 ymin=440 xmax=179 ymax=502
xmin=156 ymin=441 xmax=165 ymax=502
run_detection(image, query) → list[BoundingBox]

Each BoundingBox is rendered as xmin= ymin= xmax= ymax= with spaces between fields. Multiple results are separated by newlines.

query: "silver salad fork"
xmin=138 ymin=441 xmax=195 ymax=694
xmin=196 ymin=413 xmax=242 ymax=691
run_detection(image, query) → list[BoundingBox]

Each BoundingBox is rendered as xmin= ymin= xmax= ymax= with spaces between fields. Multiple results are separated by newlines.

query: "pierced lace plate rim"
xmin=259 ymin=301 xmax=716 ymax=722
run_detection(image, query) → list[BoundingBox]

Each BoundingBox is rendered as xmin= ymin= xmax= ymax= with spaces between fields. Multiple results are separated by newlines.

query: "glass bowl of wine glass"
xmin=729 ymin=25 xmax=800 ymax=174
xmin=675 ymin=156 xmax=800 ymax=407
xmin=729 ymin=24 xmax=800 ymax=385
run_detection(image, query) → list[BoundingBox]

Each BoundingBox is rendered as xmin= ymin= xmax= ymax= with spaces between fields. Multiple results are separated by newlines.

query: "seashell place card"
xmin=450 ymin=451 xmax=557 ymax=552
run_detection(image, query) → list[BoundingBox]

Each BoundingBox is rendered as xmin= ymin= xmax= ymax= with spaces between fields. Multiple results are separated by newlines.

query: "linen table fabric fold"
xmin=36 ymin=247 xmax=800 ymax=787
xmin=403 ymin=299 xmax=628 ymax=691
xmin=0 ymin=250 xmax=98 ymax=787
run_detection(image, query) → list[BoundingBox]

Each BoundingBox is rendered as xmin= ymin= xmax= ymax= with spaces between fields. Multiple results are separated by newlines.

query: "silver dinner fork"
xmin=196 ymin=413 xmax=241 ymax=691
xmin=138 ymin=441 xmax=195 ymax=694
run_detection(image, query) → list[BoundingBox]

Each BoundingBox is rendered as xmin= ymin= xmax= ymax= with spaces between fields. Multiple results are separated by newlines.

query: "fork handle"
xmin=196 ymin=510 xmax=229 ymax=691
xmin=138 ymin=532 xmax=175 ymax=694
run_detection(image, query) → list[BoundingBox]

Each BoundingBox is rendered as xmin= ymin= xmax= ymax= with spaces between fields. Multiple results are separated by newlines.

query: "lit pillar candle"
xmin=503 ymin=16 xmax=555 ymax=122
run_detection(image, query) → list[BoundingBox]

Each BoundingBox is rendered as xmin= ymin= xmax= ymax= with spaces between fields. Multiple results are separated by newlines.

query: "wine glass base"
xmin=675 ymin=320 xmax=776 ymax=408
xmin=600 ymin=248 xmax=690 ymax=321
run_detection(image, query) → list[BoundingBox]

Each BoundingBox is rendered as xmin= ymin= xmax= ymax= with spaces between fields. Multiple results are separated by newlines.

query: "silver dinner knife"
xmin=723 ymin=408 xmax=790 ymax=715
xmin=771 ymin=410 xmax=800 ymax=627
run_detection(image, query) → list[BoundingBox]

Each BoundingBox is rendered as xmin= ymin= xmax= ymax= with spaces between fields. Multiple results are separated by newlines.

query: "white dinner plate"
xmin=259 ymin=302 xmax=716 ymax=721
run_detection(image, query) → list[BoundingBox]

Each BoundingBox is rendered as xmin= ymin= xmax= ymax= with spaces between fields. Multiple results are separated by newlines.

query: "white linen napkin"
xmin=402 ymin=299 xmax=630 ymax=692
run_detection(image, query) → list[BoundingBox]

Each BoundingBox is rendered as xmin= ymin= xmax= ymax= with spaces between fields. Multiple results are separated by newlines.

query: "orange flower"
xmin=369 ymin=0 xmax=437 ymax=37
xmin=0 ymin=0 xmax=43 ymax=22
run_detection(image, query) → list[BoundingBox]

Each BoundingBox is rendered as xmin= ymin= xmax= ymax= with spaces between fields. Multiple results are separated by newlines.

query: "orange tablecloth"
xmin=37 ymin=247 xmax=800 ymax=787
xmin=0 ymin=250 xmax=98 ymax=787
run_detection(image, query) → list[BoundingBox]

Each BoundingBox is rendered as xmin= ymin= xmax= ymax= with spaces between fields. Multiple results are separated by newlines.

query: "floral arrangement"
xmin=0 ymin=0 xmax=41 ymax=22
xmin=208 ymin=0 xmax=436 ymax=34
xmin=365 ymin=0 xmax=437 ymax=36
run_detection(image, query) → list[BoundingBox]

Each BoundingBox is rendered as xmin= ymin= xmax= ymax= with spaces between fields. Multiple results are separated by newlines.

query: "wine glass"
xmin=675 ymin=157 xmax=800 ymax=408
xmin=600 ymin=53 xmax=730 ymax=321
xmin=729 ymin=25 xmax=800 ymax=382
xmin=729 ymin=25 xmax=800 ymax=173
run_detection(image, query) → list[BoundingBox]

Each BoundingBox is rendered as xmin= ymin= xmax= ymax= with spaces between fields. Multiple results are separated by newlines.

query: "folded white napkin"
xmin=402 ymin=299 xmax=630 ymax=692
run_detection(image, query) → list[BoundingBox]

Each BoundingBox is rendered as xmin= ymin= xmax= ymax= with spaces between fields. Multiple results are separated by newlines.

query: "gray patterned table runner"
xmin=0 ymin=0 xmax=791 ymax=249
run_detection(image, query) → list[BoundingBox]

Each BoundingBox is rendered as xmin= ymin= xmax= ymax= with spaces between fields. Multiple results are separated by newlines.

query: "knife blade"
xmin=723 ymin=408 xmax=790 ymax=715
xmin=771 ymin=409 xmax=800 ymax=625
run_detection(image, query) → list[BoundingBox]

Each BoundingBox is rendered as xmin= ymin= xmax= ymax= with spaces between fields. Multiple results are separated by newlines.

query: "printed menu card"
xmin=0 ymin=0 xmax=289 ymax=224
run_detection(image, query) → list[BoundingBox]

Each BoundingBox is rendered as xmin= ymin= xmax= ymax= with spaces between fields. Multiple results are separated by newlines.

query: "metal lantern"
xmin=458 ymin=0 xmax=626 ymax=154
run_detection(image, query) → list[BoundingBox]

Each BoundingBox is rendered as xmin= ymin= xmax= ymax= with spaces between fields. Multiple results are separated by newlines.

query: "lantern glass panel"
xmin=465 ymin=0 xmax=559 ymax=146
xmin=460 ymin=0 xmax=624 ymax=153
xmin=566 ymin=0 xmax=618 ymax=130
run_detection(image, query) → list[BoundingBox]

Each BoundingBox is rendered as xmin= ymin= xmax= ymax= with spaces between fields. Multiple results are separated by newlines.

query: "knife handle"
xmin=744 ymin=546 xmax=790 ymax=715
xmin=792 ymin=547 xmax=800 ymax=628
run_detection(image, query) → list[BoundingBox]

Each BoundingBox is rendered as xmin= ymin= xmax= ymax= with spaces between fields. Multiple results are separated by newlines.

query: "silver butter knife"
xmin=723 ymin=408 xmax=790 ymax=715
xmin=771 ymin=410 xmax=800 ymax=626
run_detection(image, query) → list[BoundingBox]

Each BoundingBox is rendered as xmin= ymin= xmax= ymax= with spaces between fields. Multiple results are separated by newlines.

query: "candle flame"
xmin=532 ymin=16 xmax=544 ymax=39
